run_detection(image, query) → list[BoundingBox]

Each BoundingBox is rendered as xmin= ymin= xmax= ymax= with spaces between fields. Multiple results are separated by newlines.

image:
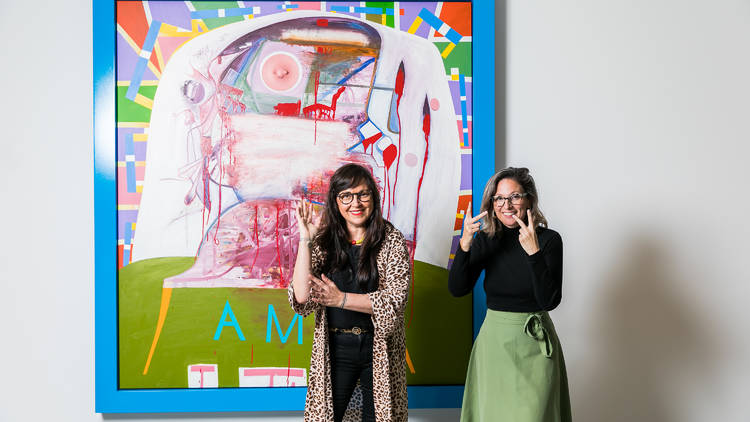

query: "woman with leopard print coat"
xmin=289 ymin=164 xmax=411 ymax=422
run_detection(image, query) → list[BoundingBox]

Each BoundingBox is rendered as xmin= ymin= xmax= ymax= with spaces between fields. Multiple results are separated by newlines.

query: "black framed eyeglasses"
xmin=492 ymin=192 xmax=527 ymax=206
xmin=337 ymin=191 xmax=372 ymax=204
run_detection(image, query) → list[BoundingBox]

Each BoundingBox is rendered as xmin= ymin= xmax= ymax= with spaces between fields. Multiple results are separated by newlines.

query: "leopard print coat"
xmin=288 ymin=224 xmax=410 ymax=422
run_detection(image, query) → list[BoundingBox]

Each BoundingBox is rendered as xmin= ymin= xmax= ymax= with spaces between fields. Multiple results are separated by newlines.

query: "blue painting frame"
xmin=94 ymin=0 xmax=494 ymax=413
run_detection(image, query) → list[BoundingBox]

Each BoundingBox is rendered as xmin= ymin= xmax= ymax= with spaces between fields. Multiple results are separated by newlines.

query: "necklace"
xmin=351 ymin=237 xmax=364 ymax=245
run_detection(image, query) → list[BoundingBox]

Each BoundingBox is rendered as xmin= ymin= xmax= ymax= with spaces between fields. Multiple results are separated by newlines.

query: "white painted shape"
xmin=227 ymin=114 xmax=352 ymax=199
xmin=132 ymin=12 xmax=460 ymax=268
xmin=370 ymin=22 xmax=461 ymax=266
xmin=187 ymin=364 xmax=218 ymax=388
xmin=376 ymin=135 xmax=393 ymax=150
xmin=239 ymin=367 xmax=307 ymax=387
xmin=281 ymin=28 xmax=370 ymax=46
xmin=358 ymin=120 xmax=381 ymax=139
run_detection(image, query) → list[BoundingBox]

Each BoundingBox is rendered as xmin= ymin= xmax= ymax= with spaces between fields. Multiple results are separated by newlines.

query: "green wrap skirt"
xmin=460 ymin=310 xmax=572 ymax=422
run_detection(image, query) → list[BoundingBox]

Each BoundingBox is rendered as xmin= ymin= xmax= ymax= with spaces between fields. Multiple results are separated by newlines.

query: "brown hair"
xmin=480 ymin=167 xmax=548 ymax=238
xmin=315 ymin=164 xmax=386 ymax=289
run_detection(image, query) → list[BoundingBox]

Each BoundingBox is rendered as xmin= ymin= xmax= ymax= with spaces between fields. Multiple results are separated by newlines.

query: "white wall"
xmin=0 ymin=1 xmax=459 ymax=420
xmin=2 ymin=0 xmax=749 ymax=421
xmin=505 ymin=1 xmax=750 ymax=421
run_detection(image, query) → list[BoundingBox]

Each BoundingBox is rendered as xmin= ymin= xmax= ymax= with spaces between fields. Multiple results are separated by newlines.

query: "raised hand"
xmin=512 ymin=210 xmax=540 ymax=255
xmin=296 ymin=199 xmax=320 ymax=239
xmin=460 ymin=202 xmax=488 ymax=252
xmin=309 ymin=274 xmax=345 ymax=308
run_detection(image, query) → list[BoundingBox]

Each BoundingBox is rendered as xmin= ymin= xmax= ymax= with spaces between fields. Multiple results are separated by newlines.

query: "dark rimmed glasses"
xmin=492 ymin=192 xmax=527 ymax=207
xmin=337 ymin=191 xmax=372 ymax=204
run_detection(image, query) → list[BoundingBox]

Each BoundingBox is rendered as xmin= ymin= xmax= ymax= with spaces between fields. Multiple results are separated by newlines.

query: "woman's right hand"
xmin=459 ymin=203 xmax=487 ymax=252
xmin=296 ymin=199 xmax=320 ymax=239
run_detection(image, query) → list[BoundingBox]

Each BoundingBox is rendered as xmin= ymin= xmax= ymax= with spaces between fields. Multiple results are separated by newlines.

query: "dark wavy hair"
xmin=480 ymin=167 xmax=548 ymax=238
xmin=315 ymin=164 xmax=387 ymax=289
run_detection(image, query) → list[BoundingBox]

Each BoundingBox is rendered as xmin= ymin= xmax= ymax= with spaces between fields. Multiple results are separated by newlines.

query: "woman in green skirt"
xmin=449 ymin=167 xmax=571 ymax=422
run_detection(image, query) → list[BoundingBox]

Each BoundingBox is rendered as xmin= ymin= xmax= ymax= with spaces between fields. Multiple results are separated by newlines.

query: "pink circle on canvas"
xmin=404 ymin=153 xmax=418 ymax=167
xmin=429 ymin=98 xmax=440 ymax=110
xmin=261 ymin=53 xmax=300 ymax=92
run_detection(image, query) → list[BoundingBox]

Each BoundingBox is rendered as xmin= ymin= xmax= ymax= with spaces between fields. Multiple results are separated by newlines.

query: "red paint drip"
xmin=382 ymin=144 xmax=397 ymax=168
xmin=287 ymin=352 xmax=291 ymax=387
xmin=314 ymin=71 xmax=319 ymax=145
xmin=381 ymin=141 xmax=397 ymax=214
xmin=414 ymin=104 xmax=429 ymax=243
xmin=274 ymin=100 xmax=301 ymax=116
xmin=361 ymin=132 xmax=382 ymax=154
xmin=250 ymin=205 xmax=260 ymax=271
xmin=213 ymin=142 xmax=223 ymax=245
xmin=392 ymin=63 xmax=406 ymax=209
xmin=407 ymin=100 xmax=430 ymax=329
xmin=303 ymin=86 xmax=346 ymax=120
xmin=275 ymin=204 xmax=284 ymax=286
xmin=382 ymin=168 xmax=388 ymax=211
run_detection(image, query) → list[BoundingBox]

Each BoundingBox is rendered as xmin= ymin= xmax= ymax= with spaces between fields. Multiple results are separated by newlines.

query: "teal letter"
xmin=266 ymin=304 xmax=303 ymax=344
xmin=213 ymin=301 xmax=246 ymax=341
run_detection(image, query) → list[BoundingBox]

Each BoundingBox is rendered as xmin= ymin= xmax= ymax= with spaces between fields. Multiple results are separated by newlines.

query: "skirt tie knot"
xmin=524 ymin=313 xmax=554 ymax=358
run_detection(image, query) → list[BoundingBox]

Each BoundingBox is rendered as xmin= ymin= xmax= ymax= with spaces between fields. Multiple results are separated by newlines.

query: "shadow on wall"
xmin=576 ymin=234 xmax=718 ymax=422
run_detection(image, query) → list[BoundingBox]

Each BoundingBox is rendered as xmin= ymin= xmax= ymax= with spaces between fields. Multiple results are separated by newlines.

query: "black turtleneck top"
xmin=448 ymin=224 xmax=563 ymax=312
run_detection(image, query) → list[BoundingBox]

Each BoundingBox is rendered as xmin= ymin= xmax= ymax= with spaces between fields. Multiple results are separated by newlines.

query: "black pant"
xmin=329 ymin=331 xmax=375 ymax=422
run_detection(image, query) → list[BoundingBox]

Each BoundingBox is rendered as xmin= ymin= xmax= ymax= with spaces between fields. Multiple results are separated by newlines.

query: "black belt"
xmin=329 ymin=326 xmax=369 ymax=335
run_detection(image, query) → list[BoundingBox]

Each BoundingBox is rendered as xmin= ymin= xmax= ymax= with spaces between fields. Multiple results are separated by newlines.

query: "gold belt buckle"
xmin=351 ymin=326 xmax=362 ymax=335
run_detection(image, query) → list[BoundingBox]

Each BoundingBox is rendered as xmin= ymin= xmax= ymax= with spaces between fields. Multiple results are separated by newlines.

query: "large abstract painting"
xmin=97 ymin=0 xmax=495 ymax=412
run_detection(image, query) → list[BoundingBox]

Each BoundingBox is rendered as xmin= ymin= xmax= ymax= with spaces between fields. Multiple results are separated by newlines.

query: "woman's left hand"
xmin=512 ymin=210 xmax=540 ymax=255
xmin=309 ymin=274 xmax=346 ymax=308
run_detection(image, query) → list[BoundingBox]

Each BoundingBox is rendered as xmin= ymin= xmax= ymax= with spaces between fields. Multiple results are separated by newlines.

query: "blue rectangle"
xmin=471 ymin=0 xmax=495 ymax=338
xmin=125 ymin=21 xmax=161 ymax=102
xmin=459 ymin=75 xmax=468 ymax=133
xmin=95 ymin=0 xmax=495 ymax=412
xmin=446 ymin=28 xmax=463 ymax=44
xmin=227 ymin=7 xmax=255 ymax=17
xmin=123 ymin=223 xmax=132 ymax=265
xmin=126 ymin=134 xmax=136 ymax=193
xmin=190 ymin=10 xmax=218 ymax=19
xmin=418 ymin=8 xmax=443 ymax=31
xmin=191 ymin=9 xmax=255 ymax=19
xmin=125 ymin=133 xmax=134 ymax=155
xmin=125 ymin=58 xmax=147 ymax=101
xmin=356 ymin=6 xmax=384 ymax=14
xmin=143 ymin=21 xmax=161 ymax=51
xmin=330 ymin=6 xmax=349 ymax=12
xmin=126 ymin=162 xmax=136 ymax=193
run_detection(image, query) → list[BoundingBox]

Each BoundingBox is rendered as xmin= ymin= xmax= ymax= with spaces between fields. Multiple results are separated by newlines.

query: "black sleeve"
xmin=448 ymin=232 xmax=490 ymax=297
xmin=525 ymin=230 xmax=563 ymax=310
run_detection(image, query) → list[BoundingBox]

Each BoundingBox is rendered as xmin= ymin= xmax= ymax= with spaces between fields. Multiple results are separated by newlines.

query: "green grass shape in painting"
xmin=119 ymin=258 xmax=313 ymax=389
xmin=119 ymin=257 xmax=472 ymax=388
xmin=116 ymin=85 xmax=157 ymax=123
xmin=192 ymin=1 xmax=245 ymax=29
xmin=433 ymin=42 xmax=472 ymax=77
xmin=405 ymin=260 xmax=472 ymax=385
